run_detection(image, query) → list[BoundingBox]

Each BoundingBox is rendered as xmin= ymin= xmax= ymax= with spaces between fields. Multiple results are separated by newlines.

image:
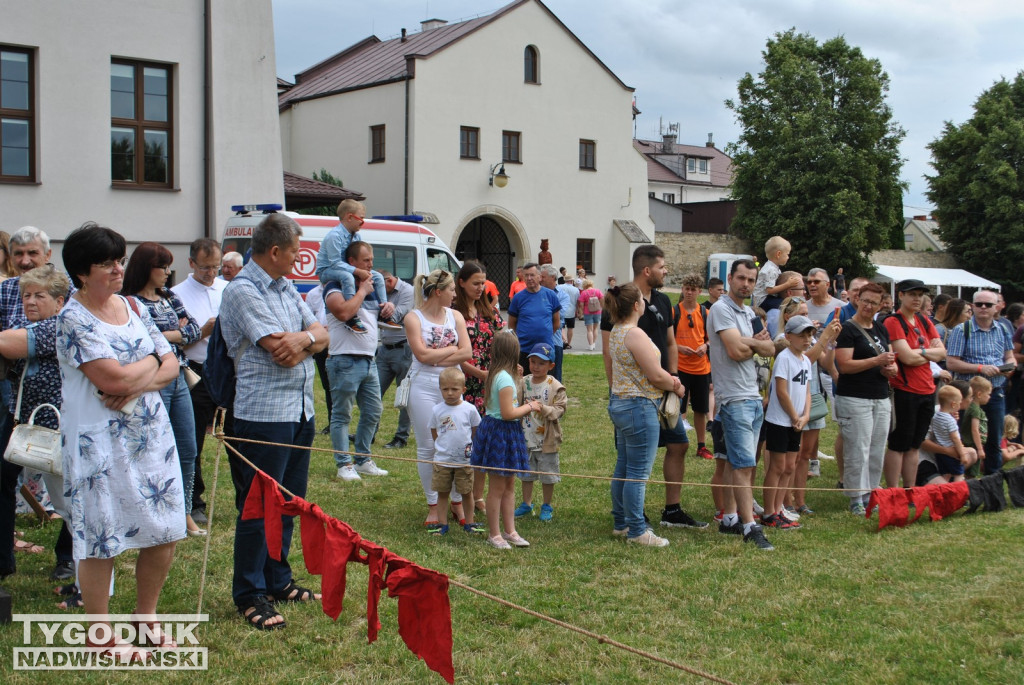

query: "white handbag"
xmin=394 ymin=375 xmax=413 ymax=408
xmin=3 ymin=365 xmax=62 ymax=475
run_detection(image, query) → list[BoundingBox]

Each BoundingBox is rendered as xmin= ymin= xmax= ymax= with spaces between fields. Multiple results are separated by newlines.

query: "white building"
xmin=0 ymin=0 xmax=283 ymax=270
xmin=278 ymin=0 xmax=654 ymax=302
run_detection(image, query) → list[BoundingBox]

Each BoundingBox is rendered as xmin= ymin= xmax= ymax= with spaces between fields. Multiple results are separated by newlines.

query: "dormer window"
xmin=524 ymin=45 xmax=539 ymax=84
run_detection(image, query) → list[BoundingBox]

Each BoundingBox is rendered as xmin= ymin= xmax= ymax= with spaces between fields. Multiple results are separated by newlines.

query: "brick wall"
xmin=655 ymin=233 xmax=959 ymax=286
xmin=655 ymin=232 xmax=755 ymax=285
xmin=868 ymin=249 xmax=958 ymax=269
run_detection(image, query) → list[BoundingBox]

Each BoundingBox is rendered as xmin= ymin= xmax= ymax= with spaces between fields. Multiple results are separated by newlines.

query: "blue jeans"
xmin=608 ymin=395 xmax=660 ymax=538
xmin=231 ymin=416 xmax=313 ymax=604
xmin=160 ymin=368 xmax=197 ymax=516
xmin=327 ymin=355 xmax=382 ymax=466
xmin=718 ymin=399 xmax=763 ymax=469
xmin=376 ymin=343 xmax=412 ymax=441
xmin=983 ymin=387 xmax=1006 ymax=474
xmin=320 ymin=267 xmax=387 ymax=312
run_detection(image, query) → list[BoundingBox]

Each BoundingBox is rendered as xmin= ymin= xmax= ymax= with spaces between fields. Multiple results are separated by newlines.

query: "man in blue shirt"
xmin=946 ymin=288 xmax=1015 ymax=474
xmin=508 ymin=263 xmax=561 ymax=373
xmin=540 ymin=264 xmax=568 ymax=381
xmin=220 ymin=213 xmax=328 ymax=630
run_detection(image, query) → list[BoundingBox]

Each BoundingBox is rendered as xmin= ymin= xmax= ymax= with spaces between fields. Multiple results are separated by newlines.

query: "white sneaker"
xmin=817 ymin=450 xmax=835 ymax=461
xmin=808 ymin=459 xmax=821 ymax=477
xmin=486 ymin=535 xmax=512 ymax=550
xmin=752 ymin=499 xmax=765 ymax=516
xmin=337 ymin=465 xmax=361 ymax=481
xmin=354 ymin=459 xmax=388 ymax=476
xmin=783 ymin=506 xmax=801 ymax=521
xmin=626 ymin=529 xmax=670 ymax=547
xmin=501 ymin=531 xmax=530 ymax=547
xmin=378 ymin=320 xmax=403 ymax=331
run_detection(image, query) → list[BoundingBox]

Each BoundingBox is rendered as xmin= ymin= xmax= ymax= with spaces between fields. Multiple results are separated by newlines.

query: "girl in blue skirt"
xmin=471 ymin=331 xmax=541 ymax=549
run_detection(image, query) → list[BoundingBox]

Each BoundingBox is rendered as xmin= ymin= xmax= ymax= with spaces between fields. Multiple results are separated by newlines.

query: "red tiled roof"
xmin=633 ymin=138 xmax=734 ymax=188
xmin=283 ymin=171 xmax=364 ymax=210
xmin=280 ymin=0 xmax=630 ymax=110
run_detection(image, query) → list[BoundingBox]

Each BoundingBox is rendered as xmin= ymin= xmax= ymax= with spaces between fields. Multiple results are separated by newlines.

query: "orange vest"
xmin=674 ymin=302 xmax=711 ymax=375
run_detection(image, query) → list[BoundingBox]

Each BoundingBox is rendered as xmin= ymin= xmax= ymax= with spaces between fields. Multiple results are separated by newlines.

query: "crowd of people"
xmin=4 ymin=209 xmax=1024 ymax=646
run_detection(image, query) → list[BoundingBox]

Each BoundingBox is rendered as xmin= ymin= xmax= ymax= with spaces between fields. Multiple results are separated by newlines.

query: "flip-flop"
xmin=14 ymin=539 xmax=45 ymax=554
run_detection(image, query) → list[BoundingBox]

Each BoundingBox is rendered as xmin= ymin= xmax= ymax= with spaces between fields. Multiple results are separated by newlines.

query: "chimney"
xmin=661 ymin=133 xmax=677 ymax=153
xmin=913 ymin=215 xmax=927 ymax=221
xmin=420 ymin=18 xmax=448 ymax=31
xmin=706 ymin=133 xmax=715 ymax=148
xmin=401 ymin=28 xmax=407 ymax=42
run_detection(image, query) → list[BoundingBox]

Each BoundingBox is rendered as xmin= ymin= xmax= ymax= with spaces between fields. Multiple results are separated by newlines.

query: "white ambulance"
xmin=220 ymin=204 xmax=460 ymax=295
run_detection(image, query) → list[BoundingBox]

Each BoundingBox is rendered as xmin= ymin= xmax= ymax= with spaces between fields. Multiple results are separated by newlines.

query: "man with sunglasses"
xmin=946 ymin=289 xmax=1015 ymax=474
xmin=602 ymin=245 xmax=708 ymax=530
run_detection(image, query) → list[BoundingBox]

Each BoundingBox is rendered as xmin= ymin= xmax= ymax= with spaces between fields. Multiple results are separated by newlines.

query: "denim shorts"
xmin=718 ymin=399 xmax=763 ymax=469
xmin=584 ymin=313 xmax=601 ymax=326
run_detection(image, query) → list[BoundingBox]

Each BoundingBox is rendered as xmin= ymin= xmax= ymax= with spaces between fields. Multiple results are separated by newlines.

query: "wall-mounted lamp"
xmin=489 ymin=162 xmax=510 ymax=188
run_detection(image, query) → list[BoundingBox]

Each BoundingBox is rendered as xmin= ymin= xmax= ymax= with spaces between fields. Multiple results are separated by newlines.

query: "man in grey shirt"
xmin=377 ymin=271 xmax=415 ymax=449
xmin=707 ymin=259 xmax=777 ymax=550
xmin=805 ymin=268 xmax=843 ymax=328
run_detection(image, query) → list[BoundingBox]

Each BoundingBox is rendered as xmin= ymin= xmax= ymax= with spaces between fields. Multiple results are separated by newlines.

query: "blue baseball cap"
xmin=527 ymin=343 xmax=554 ymax=362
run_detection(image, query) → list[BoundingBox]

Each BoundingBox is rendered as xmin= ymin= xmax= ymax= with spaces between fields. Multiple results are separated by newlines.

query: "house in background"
xmin=903 ymin=215 xmax=945 ymax=251
xmin=278 ymin=0 xmax=653 ymax=302
xmin=0 ymin=0 xmax=283 ymax=270
xmin=634 ymin=131 xmax=735 ymax=234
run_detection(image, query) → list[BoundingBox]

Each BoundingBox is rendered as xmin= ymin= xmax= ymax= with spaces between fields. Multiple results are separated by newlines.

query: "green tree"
xmin=299 ymin=168 xmax=346 ymax=216
xmin=927 ymin=73 xmax=1024 ymax=298
xmin=726 ymin=29 xmax=907 ymax=277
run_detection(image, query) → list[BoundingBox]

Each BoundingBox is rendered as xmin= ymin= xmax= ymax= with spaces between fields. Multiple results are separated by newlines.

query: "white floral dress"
xmin=56 ymin=297 xmax=186 ymax=559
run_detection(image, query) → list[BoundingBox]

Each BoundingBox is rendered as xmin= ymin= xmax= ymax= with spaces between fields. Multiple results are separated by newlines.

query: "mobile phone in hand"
xmin=750 ymin=316 xmax=764 ymax=335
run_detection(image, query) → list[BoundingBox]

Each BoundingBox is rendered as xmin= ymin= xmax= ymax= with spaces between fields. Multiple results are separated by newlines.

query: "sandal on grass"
xmin=14 ymin=538 xmax=45 ymax=554
xmin=86 ymin=637 xmax=152 ymax=664
xmin=237 ymin=595 xmax=286 ymax=631
xmin=131 ymin=611 xmax=178 ymax=648
xmin=268 ymin=580 xmax=320 ymax=604
xmin=57 ymin=592 xmax=84 ymax=610
xmin=54 ymin=582 xmax=79 ymax=596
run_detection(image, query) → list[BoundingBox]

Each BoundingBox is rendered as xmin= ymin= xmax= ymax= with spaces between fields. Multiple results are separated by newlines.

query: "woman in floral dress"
xmin=454 ymin=261 xmax=505 ymax=516
xmin=57 ymin=223 xmax=184 ymax=655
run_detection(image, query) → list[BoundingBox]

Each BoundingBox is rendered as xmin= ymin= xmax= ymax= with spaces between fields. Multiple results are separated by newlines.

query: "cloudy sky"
xmin=272 ymin=0 xmax=1024 ymax=213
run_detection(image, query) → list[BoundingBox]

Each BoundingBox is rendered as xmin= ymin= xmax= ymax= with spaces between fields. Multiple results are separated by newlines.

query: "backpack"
xmin=202 ymin=278 xmax=250 ymax=409
xmin=203 ymin=317 xmax=237 ymax=409
xmin=587 ymin=293 xmax=600 ymax=312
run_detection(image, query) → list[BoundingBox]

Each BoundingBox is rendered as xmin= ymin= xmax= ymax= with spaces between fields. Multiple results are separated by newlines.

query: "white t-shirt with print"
xmin=428 ymin=400 xmax=481 ymax=465
xmin=766 ymin=347 xmax=811 ymax=426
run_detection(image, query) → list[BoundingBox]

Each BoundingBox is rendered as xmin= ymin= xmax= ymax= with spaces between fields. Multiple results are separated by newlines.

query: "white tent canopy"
xmin=871 ymin=265 xmax=1001 ymax=297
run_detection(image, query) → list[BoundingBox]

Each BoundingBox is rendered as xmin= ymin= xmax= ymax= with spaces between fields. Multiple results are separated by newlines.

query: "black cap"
xmin=896 ymin=279 xmax=929 ymax=293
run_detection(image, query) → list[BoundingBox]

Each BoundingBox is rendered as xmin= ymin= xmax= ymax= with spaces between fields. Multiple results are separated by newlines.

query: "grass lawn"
xmin=3 ymin=354 xmax=1024 ymax=684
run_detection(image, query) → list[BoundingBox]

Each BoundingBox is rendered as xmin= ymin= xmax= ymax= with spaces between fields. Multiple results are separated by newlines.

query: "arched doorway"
xmin=455 ymin=216 xmax=516 ymax=308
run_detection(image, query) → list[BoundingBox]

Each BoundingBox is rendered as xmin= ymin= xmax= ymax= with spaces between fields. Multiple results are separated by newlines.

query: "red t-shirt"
xmin=883 ymin=312 xmax=939 ymax=395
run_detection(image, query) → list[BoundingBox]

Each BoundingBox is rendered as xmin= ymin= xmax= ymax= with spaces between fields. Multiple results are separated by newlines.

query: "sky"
xmin=271 ymin=0 xmax=1024 ymax=215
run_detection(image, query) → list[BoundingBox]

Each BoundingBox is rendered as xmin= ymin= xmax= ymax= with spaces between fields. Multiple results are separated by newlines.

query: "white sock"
xmin=723 ymin=512 xmax=739 ymax=527
xmin=743 ymin=521 xmax=757 ymax=535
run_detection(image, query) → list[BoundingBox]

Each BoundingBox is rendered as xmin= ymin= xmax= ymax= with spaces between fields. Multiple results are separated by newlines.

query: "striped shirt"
xmin=946 ymin=318 xmax=1013 ymax=388
xmin=219 ymin=260 xmax=317 ymax=422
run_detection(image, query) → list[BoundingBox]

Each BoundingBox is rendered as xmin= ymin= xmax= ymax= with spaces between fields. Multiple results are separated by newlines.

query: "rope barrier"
xmin=219 ymin=432 xmax=860 ymax=493
xmin=211 ymin=416 xmax=738 ymax=685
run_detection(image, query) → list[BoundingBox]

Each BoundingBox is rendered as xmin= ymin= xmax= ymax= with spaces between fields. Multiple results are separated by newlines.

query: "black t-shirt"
xmin=601 ymin=288 xmax=676 ymax=372
xmin=835 ymin=319 xmax=891 ymax=400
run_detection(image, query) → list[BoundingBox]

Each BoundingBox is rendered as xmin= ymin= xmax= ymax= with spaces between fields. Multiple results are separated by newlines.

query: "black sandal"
xmin=268 ymin=580 xmax=319 ymax=604
xmin=57 ymin=592 xmax=84 ymax=610
xmin=237 ymin=595 xmax=286 ymax=631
